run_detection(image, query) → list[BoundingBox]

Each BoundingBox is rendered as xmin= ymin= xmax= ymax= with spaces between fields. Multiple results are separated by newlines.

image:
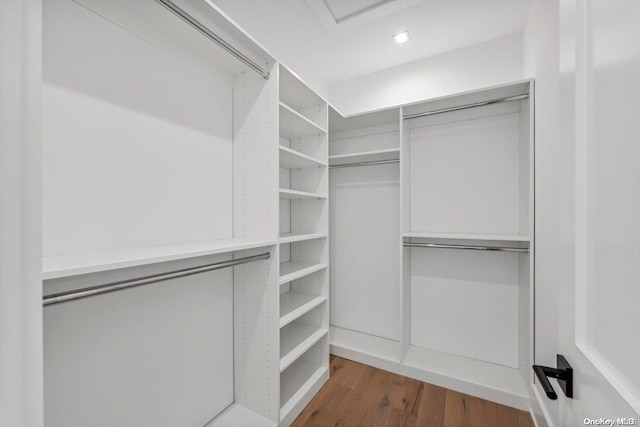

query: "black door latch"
xmin=532 ymin=354 xmax=573 ymax=400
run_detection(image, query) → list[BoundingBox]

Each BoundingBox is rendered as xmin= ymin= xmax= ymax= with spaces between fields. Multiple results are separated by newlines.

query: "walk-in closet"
xmin=3 ymin=0 xmax=639 ymax=426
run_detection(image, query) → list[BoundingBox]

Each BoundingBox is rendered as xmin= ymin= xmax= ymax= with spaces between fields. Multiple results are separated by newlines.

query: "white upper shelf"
xmin=280 ymin=102 xmax=327 ymax=139
xmin=279 ymin=146 xmax=326 ymax=169
xmin=279 ymin=189 xmax=327 ymax=200
xmin=403 ymin=232 xmax=530 ymax=242
xmin=329 ymin=148 xmax=400 ymax=166
xmin=43 ymin=238 xmax=276 ymax=280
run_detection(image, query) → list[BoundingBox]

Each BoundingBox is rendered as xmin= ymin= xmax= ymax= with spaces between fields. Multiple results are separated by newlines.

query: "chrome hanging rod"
xmin=329 ymin=159 xmax=400 ymax=169
xmin=403 ymin=94 xmax=529 ymax=120
xmin=43 ymin=252 xmax=271 ymax=306
xmin=155 ymin=0 xmax=270 ymax=79
xmin=403 ymin=242 xmax=528 ymax=253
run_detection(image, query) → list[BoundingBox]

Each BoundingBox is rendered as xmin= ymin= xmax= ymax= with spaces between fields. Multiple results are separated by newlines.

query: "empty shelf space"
xmin=279 ymin=189 xmax=327 ymax=200
xmin=279 ymin=261 xmax=327 ymax=285
xmin=43 ymin=238 xmax=277 ymax=280
xmin=279 ymin=146 xmax=326 ymax=169
xmin=280 ymin=360 xmax=328 ymax=422
xmin=280 ymin=102 xmax=327 ymax=139
xmin=205 ymin=404 xmax=276 ymax=427
xmin=280 ymin=291 xmax=327 ymax=327
xmin=329 ymin=148 xmax=400 ymax=166
xmin=279 ymin=233 xmax=327 ymax=244
xmin=403 ymin=232 xmax=530 ymax=243
xmin=279 ymin=65 xmax=325 ymax=112
xmin=402 ymin=345 xmax=528 ymax=405
xmin=280 ymin=323 xmax=328 ymax=372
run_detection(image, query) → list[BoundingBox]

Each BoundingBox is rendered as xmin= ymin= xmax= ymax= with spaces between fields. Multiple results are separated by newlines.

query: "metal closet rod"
xmin=43 ymin=252 xmax=271 ymax=307
xmin=403 ymin=94 xmax=529 ymax=120
xmin=329 ymin=159 xmax=400 ymax=169
xmin=403 ymin=242 xmax=529 ymax=253
xmin=155 ymin=0 xmax=270 ymax=80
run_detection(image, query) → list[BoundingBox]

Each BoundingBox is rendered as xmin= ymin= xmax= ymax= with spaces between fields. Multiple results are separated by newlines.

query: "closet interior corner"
xmin=39 ymin=0 xmax=536 ymax=424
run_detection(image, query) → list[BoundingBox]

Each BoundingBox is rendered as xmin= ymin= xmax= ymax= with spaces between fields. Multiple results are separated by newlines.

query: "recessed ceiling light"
xmin=393 ymin=31 xmax=410 ymax=44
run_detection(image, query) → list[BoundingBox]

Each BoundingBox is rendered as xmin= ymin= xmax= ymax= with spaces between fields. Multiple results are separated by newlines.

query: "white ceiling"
xmin=211 ymin=0 xmax=532 ymax=91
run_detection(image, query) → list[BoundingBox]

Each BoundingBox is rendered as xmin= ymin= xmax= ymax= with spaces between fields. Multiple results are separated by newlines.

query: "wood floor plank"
xmin=413 ymin=382 xmax=447 ymax=426
xmin=291 ymin=356 xmax=535 ymax=427
xmin=331 ymin=364 xmax=388 ymax=426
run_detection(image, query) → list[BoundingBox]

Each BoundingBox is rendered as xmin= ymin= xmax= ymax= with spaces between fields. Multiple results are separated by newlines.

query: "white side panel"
xmin=330 ymin=164 xmax=400 ymax=341
xmin=43 ymin=0 xmax=234 ymax=256
xmin=409 ymin=111 xmax=521 ymax=235
xmin=44 ymin=261 xmax=234 ymax=427
xmin=0 ymin=0 xmax=43 ymax=425
xmin=234 ymin=247 xmax=280 ymax=422
xmin=410 ymin=249 xmax=520 ymax=368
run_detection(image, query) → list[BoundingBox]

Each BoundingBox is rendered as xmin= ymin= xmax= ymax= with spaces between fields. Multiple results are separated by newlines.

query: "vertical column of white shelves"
xmin=399 ymin=81 xmax=534 ymax=411
xmin=277 ymin=65 xmax=329 ymax=426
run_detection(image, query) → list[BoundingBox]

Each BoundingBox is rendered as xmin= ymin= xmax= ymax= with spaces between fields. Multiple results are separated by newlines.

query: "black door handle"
xmin=532 ymin=354 xmax=573 ymax=400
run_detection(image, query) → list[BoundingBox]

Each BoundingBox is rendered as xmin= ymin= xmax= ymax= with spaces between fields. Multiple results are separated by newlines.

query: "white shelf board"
xmin=279 ymin=146 xmax=326 ymax=169
xmin=280 ymin=102 xmax=327 ymax=139
xmin=402 ymin=345 xmax=529 ymax=410
xmin=329 ymin=148 xmax=400 ymax=166
xmin=280 ymin=361 xmax=328 ymax=423
xmin=329 ymin=326 xmax=402 ymax=374
xmin=279 ymin=233 xmax=327 ymax=244
xmin=279 ymin=188 xmax=327 ymax=200
xmin=280 ymin=291 xmax=327 ymax=328
xmin=43 ymin=238 xmax=277 ymax=280
xmin=279 ymin=65 xmax=325 ymax=111
xmin=403 ymin=232 xmax=530 ymax=242
xmin=205 ymin=404 xmax=275 ymax=427
xmin=279 ymin=261 xmax=327 ymax=285
xmin=280 ymin=323 xmax=328 ymax=372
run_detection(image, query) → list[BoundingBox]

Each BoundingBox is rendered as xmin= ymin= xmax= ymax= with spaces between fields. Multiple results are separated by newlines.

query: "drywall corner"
xmin=328 ymin=33 xmax=524 ymax=115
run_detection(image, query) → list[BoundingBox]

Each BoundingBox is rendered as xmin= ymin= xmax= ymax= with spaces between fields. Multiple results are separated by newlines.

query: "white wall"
xmin=329 ymin=34 xmax=523 ymax=116
xmin=522 ymin=0 xmax=560 ymax=426
xmin=0 ymin=1 xmax=44 ymax=426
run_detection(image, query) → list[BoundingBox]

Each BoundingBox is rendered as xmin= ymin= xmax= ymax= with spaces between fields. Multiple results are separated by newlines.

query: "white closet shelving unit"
xmin=328 ymin=107 xmax=403 ymax=373
xmin=277 ymin=65 xmax=330 ymax=426
xmin=329 ymin=81 xmax=534 ymax=411
xmin=42 ymin=0 xmax=281 ymax=426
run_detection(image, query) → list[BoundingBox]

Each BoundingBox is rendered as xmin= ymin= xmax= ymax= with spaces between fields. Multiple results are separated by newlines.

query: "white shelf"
xmin=280 ymin=323 xmax=328 ymax=372
xmin=329 ymin=148 xmax=400 ymax=166
xmin=402 ymin=345 xmax=529 ymax=410
xmin=205 ymin=404 xmax=275 ymax=427
xmin=280 ymin=291 xmax=327 ymax=328
xmin=279 ymin=188 xmax=327 ymax=200
xmin=279 ymin=146 xmax=326 ymax=169
xmin=43 ymin=238 xmax=277 ymax=280
xmin=280 ymin=360 xmax=328 ymax=423
xmin=329 ymin=326 xmax=402 ymax=373
xmin=279 ymin=233 xmax=326 ymax=244
xmin=403 ymin=232 xmax=530 ymax=243
xmin=280 ymin=102 xmax=327 ymax=139
xmin=279 ymin=261 xmax=327 ymax=285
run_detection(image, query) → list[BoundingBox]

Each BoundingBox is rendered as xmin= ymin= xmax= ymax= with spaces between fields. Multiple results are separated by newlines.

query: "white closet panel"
xmin=330 ymin=164 xmax=400 ymax=341
xmin=410 ymin=248 xmax=520 ymax=368
xmin=43 ymin=0 xmax=233 ymax=256
xmin=44 ymin=264 xmax=233 ymax=427
xmin=409 ymin=110 xmax=520 ymax=235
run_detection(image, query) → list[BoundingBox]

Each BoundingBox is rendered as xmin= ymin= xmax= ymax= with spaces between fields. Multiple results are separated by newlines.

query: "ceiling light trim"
xmin=305 ymin=0 xmax=424 ymax=33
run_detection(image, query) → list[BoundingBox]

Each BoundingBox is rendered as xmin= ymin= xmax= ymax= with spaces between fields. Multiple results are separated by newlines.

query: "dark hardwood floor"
xmin=291 ymin=355 xmax=535 ymax=427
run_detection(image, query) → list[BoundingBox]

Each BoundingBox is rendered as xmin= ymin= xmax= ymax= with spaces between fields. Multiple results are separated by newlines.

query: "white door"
xmin=553 ymin=0 xmax=640 ymax=424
